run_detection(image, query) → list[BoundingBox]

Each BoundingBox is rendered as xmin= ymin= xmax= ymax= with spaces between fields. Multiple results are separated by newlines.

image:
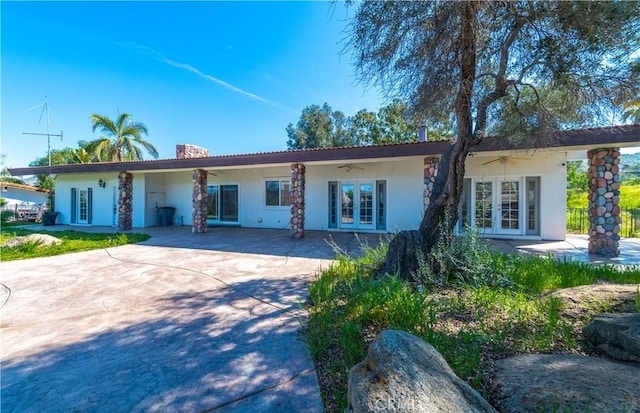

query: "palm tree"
xmin=88 ymin=112 xmax=158 ymax=162
xmin=622 ymin=98 xmax=640 ymax=124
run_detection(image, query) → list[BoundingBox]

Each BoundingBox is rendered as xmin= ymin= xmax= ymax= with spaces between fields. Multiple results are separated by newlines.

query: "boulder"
xmin=583 ymin=313 xmax=640 ymax=362
xmin=493 ymin=354 xmax=640 ymax=413
xmin=346 ymin=329 xmax=497 ymax=413
xmin=549 ymin=284 xmax=640 ymax=319
xmin=1 ymin=234 xmax=62 ymax=249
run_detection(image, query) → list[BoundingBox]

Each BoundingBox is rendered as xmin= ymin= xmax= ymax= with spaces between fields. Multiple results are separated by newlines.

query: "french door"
xmin=469 ymin=178 xmax=528 ymax=235
xmin=339 ymin=182 xmax=375 ymax=230
xmin=70 ymin=187 xmax=92 ymax=225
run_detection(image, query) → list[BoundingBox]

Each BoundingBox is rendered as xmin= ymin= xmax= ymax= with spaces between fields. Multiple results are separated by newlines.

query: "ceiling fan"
xmin=482 ymin=156 xmax=530 ymax=166
xmin=337 ymin=163 xmax=365 ymax=172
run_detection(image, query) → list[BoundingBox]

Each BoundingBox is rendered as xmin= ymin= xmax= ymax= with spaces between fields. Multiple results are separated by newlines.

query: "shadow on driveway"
xmin=2 ymin=280 xmax=321 ymax=412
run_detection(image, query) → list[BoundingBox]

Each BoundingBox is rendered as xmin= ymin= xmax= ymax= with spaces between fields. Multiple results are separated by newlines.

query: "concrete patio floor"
xmin=490 ymin=234 xmax=640 ymax=266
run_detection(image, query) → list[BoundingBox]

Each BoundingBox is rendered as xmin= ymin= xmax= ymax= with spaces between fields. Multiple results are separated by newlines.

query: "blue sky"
xmin=2 ymin=1 xmax=637 ymax=170
xmin=1 ymin=1 xmax=383 ymax=168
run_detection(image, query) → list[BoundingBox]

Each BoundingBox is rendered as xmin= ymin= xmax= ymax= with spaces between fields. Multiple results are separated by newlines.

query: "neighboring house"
xmin=9 ymin=125 xmax=640 ymax=255
xmin=0 ymin=182 xmax=50 ymax=221
xmin=1 ymin=181 xmax=50 ymax=208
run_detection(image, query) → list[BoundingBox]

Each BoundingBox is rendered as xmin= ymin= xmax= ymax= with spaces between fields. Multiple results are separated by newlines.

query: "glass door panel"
xmin=78 ymin=190 xmax=88 ymax=224
xmin=340 ymin=183 xmax=355 ymax=226
xmin=207 ymin=185 xmax=219 ymax=221
xmin=220 ymin=185 xmax=238 ymax=222
xmin=474 ymin=181 xmax=493 ymax=231
xmin=499 ymin=180 xmax=520 ymax=231
xmin=359 ymin=183 xmax=373 ymax=226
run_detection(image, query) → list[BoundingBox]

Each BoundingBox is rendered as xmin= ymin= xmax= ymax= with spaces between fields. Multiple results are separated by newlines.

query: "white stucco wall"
xmin=50 ymin=149 xmax=568 ymax=239
xmin=54 ymin=173 xmax=120 ymax=226
xmin=465 ymin=150 xmax=567 ymax=240
xmin=165 ymin=171 xmax=194 ymax=226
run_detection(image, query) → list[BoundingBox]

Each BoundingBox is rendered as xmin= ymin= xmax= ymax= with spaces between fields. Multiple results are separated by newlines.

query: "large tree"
xmin=88 ymin=112 xmax=158 ymax=162
xmin=346 ymin=1 xmax=640 ymax=277
xmin=286 ymin=99 xmax=421 ymax=149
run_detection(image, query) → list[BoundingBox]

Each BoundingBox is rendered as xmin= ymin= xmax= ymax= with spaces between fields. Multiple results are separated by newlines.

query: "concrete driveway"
xmin=0 ymin=227 xmax=382 ymax=412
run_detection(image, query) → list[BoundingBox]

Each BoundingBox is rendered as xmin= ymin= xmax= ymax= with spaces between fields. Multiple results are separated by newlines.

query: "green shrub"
xmin=411 ymin=221 xmax=513 ymax=290
xmin=1 ymin=210 xmax=16 ymax=223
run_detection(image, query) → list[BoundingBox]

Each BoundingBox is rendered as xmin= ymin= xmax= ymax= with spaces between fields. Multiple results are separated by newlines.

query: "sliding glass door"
xmin=207 ymin=184 xmax=238 ymax=224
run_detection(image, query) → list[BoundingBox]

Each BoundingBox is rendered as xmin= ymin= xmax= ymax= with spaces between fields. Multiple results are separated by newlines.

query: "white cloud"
xmin=127 ymin=43 xmax=292 ymax=111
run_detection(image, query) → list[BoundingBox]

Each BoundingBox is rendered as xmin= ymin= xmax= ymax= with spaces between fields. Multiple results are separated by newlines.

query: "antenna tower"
xmin=22 ymin=96 xmax=64 ymax=166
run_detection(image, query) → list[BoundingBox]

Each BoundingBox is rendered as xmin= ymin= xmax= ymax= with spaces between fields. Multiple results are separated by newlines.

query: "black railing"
xmin=567 ymin=207 xmax=640 ymax=238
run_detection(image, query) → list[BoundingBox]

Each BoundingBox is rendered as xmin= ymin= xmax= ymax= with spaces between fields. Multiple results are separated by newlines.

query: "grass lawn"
xmin=567 ymin=184 xmax=640 ymax=209
xmin=305 ymin=239 xmax=640 ymax=412
xmin=0 ymin=228 xmax=150 ymax=261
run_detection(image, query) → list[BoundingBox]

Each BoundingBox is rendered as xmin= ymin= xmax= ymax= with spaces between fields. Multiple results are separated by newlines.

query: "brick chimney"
xmin=176 ymin=144 xmax=209 ymax=159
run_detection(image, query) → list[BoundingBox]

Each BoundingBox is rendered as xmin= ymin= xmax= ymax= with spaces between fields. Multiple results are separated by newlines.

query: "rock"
xmin=583 ymin=313 xmax=640 ymax=362
xmin=493 ymin=354 xmax=640 ymax=413
xmin=549 ymin=284 xmax=640 ymax=320
xmin=1 ymin=234 xmax=62 ymax=249
xmin=346 ymin=330 xmax=497 ymax=413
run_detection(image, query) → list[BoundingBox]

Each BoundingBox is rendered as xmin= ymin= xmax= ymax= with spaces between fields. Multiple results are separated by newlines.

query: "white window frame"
xmin=264 ymin=179 xmax=290 ymax=208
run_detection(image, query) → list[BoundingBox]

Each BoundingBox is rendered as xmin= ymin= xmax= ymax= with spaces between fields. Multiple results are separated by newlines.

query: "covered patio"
xmin=13 ymin=224 xmax=640 ymax=266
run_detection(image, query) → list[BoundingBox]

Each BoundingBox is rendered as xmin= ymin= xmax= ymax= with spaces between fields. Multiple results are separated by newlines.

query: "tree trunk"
xmin=385 ymin=2 xmax=478 ymax=280
xmin=384 ymin=138 xmax=473 ymax=279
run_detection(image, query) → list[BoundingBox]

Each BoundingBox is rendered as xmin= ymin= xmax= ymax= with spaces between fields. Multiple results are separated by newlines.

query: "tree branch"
xmin=474 ymin=18 xmax=525 ymax=140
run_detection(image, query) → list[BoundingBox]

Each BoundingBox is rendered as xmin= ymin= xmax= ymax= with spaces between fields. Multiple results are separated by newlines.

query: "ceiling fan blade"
xmin=482 ymin=158 xmax=500 ymax=166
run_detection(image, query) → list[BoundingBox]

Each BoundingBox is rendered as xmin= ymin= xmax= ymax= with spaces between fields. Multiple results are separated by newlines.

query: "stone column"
xmin=587 ymin=148 xmax=621 ymax=257
xmin=290 ymin=163 xmax=306 ymax=239
xmin=118 ymin=172 xmax=133 ymax=231
xmin=192 ymin=169 xmax=208 ymax=233
xmin=423 ymin=157 xmax=440 ymax=211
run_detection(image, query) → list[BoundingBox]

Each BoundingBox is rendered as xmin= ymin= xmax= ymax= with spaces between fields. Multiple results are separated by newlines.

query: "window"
xmin=328 ymin=181 xmax=338 ymax=228
xmin=376 ymin=180 xmax=386 ymax=230
xmin=458 ymin=178 xmax=471 ymax=232
xmin=526 ymin=177 xmax=540 ymax=235
xmin=265 ymin=180 xmax=290 ymax=207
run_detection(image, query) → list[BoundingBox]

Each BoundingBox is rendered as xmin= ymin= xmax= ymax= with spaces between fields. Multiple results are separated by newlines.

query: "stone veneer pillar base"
xmin=290 ymin=164 xmax=305 ymax=239
xmin=587 ymin=148 xmax=620 ymax=257
xmin=192 ymin=169 xmax=208 ymax=233
xmin=423 ymin=157 xmax=440 ymax=211
xmin=118 ymin=172 xmax=133 ymax=231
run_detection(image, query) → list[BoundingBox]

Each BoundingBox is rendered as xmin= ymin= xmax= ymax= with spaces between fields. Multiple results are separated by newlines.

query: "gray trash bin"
xmin=43 ymin=212 xmax=59 ymax=226
xmin=157 ymin=207 xmax=176 ymax=227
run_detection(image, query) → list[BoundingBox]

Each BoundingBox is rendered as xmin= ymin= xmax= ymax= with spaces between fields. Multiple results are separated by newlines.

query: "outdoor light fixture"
xmin=98 ymin=179 xmax=106 ymax=188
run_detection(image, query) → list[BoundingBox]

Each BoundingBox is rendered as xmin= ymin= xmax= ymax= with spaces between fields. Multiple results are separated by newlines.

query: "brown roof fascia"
xmin=8 ymin=125 xmax=639 ymax=176
xmin=0 ymin=181 xmax=50 ymax=193
xmin=8 ymin=141 xmax=452 ymax=175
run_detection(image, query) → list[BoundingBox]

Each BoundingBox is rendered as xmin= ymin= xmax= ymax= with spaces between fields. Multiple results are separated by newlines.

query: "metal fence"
xmin=1 ymin=204 xmax=48 ymax=223
xmin=567 ymin=207 xmax=640 ymax=238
